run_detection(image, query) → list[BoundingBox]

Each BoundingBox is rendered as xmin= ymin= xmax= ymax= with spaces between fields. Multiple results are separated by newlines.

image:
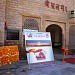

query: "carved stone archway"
xmin=46 ymin=24 xmax=62 ymax=48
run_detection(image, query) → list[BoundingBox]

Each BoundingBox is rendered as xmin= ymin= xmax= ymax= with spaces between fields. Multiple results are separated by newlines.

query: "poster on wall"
xmin=24 ymin=31 xmax=54 ymax=64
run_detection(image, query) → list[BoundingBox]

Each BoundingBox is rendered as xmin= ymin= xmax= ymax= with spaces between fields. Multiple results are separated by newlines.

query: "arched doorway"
xmin=46 ymin=24 xmax=62 ymax=53
xmin=69 ymin=25 xmax=75 ymax=50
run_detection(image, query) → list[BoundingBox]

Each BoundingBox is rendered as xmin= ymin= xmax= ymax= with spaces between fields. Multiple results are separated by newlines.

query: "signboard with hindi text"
xmin=24 ymin=31 xmax=54 ymax=64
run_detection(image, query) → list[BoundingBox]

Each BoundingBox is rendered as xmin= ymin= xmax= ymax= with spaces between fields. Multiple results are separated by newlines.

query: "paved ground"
xmin=0 ymin=53 xmax=75 ymax=75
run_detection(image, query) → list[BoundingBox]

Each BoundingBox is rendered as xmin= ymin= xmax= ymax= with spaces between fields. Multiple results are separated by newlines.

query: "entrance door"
xmin=46 ymin=24 xmax=62 ymax=48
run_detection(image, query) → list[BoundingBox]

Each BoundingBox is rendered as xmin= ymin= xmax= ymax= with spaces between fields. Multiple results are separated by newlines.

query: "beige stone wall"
xmin=0 ymin=0 xmax=5 ymax=46
xmin=6 ymin=0 xmax=74 ymax=28
xmin=0 ymin=0 xmax=74 ymax=47
xmin=0 ymin=0 xmax=5 ymax=22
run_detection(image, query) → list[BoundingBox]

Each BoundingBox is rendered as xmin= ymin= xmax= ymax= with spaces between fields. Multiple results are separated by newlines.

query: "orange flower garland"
xmin=0 ymin=45 xmax=19 ymax=66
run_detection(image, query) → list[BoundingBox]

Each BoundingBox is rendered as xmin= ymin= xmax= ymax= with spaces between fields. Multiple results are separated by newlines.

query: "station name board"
xmin=45 ymin=0 xmax=67 ymax=12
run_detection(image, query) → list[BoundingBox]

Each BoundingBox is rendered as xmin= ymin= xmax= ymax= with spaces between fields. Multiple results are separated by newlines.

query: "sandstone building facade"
xmin=0 ymin=0 xmax=75 ymax=51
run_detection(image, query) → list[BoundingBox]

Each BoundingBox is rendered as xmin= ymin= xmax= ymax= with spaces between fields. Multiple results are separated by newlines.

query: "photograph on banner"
xmin=26 ymin=46 xmax=54 ymax=64
xmin=26 ymin=40 xmax=52 ymax=46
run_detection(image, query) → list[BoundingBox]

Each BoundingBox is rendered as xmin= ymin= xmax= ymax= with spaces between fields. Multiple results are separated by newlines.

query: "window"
xmin=6 ymin=29 xmax=19 ymax=40
xmin=23 ymin=18 xmax=38 ymax=30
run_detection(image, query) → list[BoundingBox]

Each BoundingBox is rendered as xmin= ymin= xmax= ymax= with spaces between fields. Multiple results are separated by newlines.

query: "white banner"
xmin=24 ymin=31 xmax=54 ymax=64
xmin=23 ymin=29 xmax=38 ymax=35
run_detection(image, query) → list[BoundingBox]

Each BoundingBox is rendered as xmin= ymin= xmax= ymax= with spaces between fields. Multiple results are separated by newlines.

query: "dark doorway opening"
xmin=46 ymin=24 xmax=62 ymax=53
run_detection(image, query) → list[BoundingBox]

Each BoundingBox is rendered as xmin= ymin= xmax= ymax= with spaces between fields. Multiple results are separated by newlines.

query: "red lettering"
xmin=45 ymin=0 xmax=50 ymax=8
xmin=44 ymin=0 xmax=67 ymax=12
xmin=51 ymin=3 xmax=55 ymax=9
xmin=61 ymin=5 xmax=64 ymax=11
xmin=56 ymin=4 xmax=59 ymax=10
xmin=65 ymin=6 xmax=67 ymax=12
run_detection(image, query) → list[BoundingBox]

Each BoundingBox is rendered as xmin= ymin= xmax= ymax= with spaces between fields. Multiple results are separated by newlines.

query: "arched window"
xmin=23 ymin=18 xmax=39 ymax=30
xmin=22 ymin=18 xmax=39 ymax=47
